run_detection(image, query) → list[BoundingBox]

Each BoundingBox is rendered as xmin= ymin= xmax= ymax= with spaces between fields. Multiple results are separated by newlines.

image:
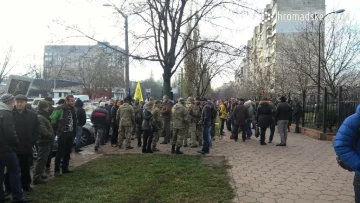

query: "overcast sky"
xmin=0 ymin=0 xmax=359 ymax=88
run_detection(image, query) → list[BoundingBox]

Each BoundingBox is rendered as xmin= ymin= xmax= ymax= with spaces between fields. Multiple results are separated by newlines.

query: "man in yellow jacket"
xmin=219 ymin=100 xmax=228 ymax=135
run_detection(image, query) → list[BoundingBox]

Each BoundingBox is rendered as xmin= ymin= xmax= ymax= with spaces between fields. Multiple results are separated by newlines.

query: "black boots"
xmin=175 ymin=147 xmax=183 ymax=155
xmin=171 ymin=145 xmax=176 ymax=154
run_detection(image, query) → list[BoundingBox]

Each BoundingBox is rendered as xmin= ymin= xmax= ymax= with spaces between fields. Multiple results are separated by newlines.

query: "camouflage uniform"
xmin=188 ymin=98 xmax=202 ymax=147
xmin=117 ymin=103 xmax=135 ymax=148
xmin=171 ymin=99 xmax=188 ymax=154
xmin=184 ymin=97 xmax=194 ymax=147
xmin=151 ymin=102 xmax=163 ymax=150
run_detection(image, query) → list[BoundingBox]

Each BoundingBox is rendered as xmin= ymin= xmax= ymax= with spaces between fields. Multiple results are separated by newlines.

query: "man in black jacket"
xmin=104 ymin=99 xmax=114 ymax=143
xmin=50 ymin=95 xmax=77 ymax=176
xmin=74 ymin=99 xmax=86 ymax=153
xmin=91 ymin=102 xmax=109 ymax=151
xmin=275 ymin=96 xmax=291 ymax=146
xmin=0 ymin=94 xmax=32 ymax=203
xmin=12 ymin=94 xmax=39 ymax=192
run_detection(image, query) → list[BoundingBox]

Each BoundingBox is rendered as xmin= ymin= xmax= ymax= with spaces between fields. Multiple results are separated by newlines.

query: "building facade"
xmin=43 ymin=42 xmax=125 ymax=88
xmin=236 ymin=0 xmax=325 ymax=97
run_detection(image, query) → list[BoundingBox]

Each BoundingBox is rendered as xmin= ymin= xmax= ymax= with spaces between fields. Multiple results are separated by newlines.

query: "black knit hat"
xmin=0 ymin=93 xmax=14 ymax=103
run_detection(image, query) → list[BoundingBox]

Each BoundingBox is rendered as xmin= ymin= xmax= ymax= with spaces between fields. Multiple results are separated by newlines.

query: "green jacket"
xmin=37 ymin=113 xmax=55 ymax=144
xmin=116 ymin=103 xmax=135 ymax=127
xmin=50 ymin=104 xmax=77 ymax=137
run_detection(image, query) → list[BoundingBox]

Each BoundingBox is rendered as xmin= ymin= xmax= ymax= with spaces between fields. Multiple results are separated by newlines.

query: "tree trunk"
xmin=163 ymin=68 xmax=172 ymax=99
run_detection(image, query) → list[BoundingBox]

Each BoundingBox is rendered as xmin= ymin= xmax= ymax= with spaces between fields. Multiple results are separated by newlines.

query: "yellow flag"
xmin=134 ymin=81 xmax=144 ymax=102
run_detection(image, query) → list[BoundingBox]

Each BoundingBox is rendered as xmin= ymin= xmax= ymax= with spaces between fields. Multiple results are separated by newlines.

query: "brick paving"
xmin=49 ymin=128 xmax=354 ymax=203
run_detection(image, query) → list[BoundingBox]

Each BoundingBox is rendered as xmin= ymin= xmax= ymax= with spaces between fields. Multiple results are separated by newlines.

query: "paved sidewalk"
xmin=57 ymin=128 xmax=354 ymax=203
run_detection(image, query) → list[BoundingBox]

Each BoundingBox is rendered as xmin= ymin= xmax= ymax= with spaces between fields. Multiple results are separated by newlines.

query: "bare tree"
xmin=0 ymin=47 xmax=16 ymax=84
xmin=57 ymin=0 xmax=253 ymax=98
xmin=277 ymin=16 xmax=360 ymax=98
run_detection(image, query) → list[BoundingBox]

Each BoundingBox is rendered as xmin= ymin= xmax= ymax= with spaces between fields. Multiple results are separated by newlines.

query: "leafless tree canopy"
xmin=277 ymin=16 xmax=360 ymax=98
xmin=56 ymin=0 xmax=253 ymax=98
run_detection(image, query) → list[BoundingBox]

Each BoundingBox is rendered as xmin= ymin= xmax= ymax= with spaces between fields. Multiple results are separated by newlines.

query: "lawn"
xmin=28 ymin=154 xmax=234 ymax=203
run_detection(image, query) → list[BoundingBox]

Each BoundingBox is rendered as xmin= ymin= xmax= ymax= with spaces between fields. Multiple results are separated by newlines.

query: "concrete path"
xmin=61 ymin=128 xmax=354 ymax=203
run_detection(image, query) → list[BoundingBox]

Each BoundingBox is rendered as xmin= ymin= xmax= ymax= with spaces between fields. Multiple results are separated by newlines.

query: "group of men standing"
xmin=0 ymin=94 xmax=79 ymax=203
xmin=97 ymin=95 xmax=217 ymax=156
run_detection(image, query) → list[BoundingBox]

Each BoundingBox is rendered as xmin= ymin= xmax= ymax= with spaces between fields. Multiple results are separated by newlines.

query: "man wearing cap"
xmin=0 ymin=94 xmax=32 ymax=202
xmin=50 ymin=95 xmax=76 ymax=176
xmin=171 ymin=98 xmax=188 ymax=154
xmin=12 ymin=94 xmax=39 ymax=192
xmin=32 ymin=100 xmax=55 ymax=185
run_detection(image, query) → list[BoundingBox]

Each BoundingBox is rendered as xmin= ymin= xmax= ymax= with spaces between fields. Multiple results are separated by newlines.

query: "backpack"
xmin=337 ymin=120 xmax=360 ymax=171
xmin=135 ymin=108 xmax=143 ymax=124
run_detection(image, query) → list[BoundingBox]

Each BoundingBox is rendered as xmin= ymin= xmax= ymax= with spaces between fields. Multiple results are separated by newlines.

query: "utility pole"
xmin=124 ymin=15 xmax=129 ymax=91
xmin=103 ymin=4 xmax=130 ymax=90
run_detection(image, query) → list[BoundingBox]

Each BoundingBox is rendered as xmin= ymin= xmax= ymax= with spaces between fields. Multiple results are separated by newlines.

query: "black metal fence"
xmin=292 ymin=86 xmax=359 ymax=133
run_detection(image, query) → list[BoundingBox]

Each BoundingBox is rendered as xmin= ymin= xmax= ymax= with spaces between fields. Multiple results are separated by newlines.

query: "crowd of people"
xmin=91 ymin=96 xmax=218 ymax=156
xmin=0 ymin=92 xmax=303 ymax=202
xmin=217 ymin=96 xmax=302 ymax=146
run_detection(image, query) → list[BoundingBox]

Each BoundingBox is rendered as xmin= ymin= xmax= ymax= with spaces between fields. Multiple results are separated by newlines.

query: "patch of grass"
xmin=28 ymin=155 xmax=234 ymax=203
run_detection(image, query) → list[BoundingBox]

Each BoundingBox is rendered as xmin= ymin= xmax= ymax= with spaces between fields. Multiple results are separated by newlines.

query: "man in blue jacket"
xmin=334 ymin=104 xmax=360 ymax=202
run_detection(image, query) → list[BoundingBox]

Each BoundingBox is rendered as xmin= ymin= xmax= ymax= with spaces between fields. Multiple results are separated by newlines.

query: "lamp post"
xmin=103 ymin=4 xmax=130 ymax=91
xmin=316 ymin=9 xmax=345 ymax=128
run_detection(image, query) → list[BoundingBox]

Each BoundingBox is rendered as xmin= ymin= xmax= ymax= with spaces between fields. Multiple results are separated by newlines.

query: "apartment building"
xmin=236 ymin=0 xmax=325 ymax=96
xmin=43 ymin=42 xmax=125 ymax=83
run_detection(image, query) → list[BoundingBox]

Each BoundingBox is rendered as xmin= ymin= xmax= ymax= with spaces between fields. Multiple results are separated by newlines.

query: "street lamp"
xmin=103 ymin=4 xmax=130 ymax=92
xmin=316 ymin=9 xmax=345 ymax=128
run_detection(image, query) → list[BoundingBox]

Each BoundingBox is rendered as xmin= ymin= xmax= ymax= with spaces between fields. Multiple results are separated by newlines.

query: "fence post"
xmin=302 ymin=90 xmax=306 ymax=127
xmin=322 ymin=87 xmax=328 ymax=134
xmin=337 ymin=86 xmax=342 ymax=128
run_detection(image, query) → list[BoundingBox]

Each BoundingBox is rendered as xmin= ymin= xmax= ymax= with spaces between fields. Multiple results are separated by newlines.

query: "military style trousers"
xmin=152 ymin=127 xmax=162 ymax=149
xmin=172 ymin=128 xmax=185 ymax=148
xmin=118 ymin=126 xmax=132 ymax=148
xmin=189 ymin=123 xmax=197 ymax=146
xmin=33 ymin=143 xmax=52 ymax=182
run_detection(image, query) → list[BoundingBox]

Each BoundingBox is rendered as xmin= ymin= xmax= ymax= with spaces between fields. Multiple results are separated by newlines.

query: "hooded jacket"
xmin=37 ymin=110 xmax=55 ymax=144
xmin=75 ymin=99 xmax=86 ymax=126
xmin=13 ymin=107 xmax=40 ymax=154
xmin=334 ymin=105 xmax=360 ymax=174
xmin=50 ymin=104 xmax=77 ymax=137
xmin=0 ymin=102 xmax=18 ymax=153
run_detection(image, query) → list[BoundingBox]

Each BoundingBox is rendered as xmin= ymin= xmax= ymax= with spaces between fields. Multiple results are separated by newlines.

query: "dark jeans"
xmin=260 ymin=127 xmax=267 ymax=143
xmin=15 ymin=154 xmax=32 ymax=189
xmin=105 ymin=124 xmax=111 ymax=143
xmin=163 ymin=120 xmax=171 ymax=143
xmin=111 ymin=124 xmax=119 ymax=145
xmin=226 ymin=119 xmax=232 ymax=131
xmin=0 ymin=152 xmax=24 ymax=200
xmin=354 ymin=174 xmax=360 ymax=203
xmin=269 ymin=124 xmax=275 ymax=141
xmin=245 ymin=120 xmax=253 ymax=138
xmin=202 ymin=123 xmax=211 ymax=153
xmin=211 ymin=120 xmax=215 ymax=139
xmin=220 ymin=118 xmax=226 ymax=134
xmin=142 ymin=130 xmax=153 ymax=151
xmin=55 ymin=132 xmax=73 ymax=172
xmin=233 ymin=123 xmax=246 ymax=141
